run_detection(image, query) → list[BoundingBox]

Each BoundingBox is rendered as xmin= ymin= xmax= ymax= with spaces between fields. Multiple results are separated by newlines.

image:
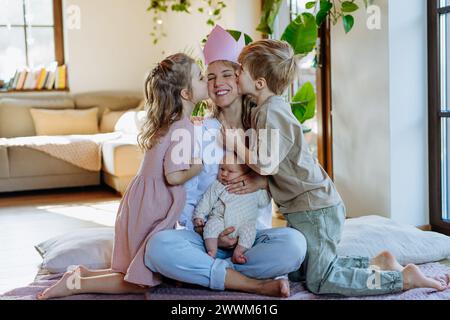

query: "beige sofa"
xmin=0 ymin=91 xmax=144 ymax=194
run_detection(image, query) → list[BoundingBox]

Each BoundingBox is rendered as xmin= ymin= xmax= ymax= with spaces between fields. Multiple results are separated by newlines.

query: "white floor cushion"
xmin=35 ymin=227 xmax=114 ymax=274
xmin=338 ymin=215 xmax=450 ymax=265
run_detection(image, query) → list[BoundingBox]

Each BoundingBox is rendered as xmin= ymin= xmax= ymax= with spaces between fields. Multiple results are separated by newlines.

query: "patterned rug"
xmin=1 ymin=262 xmax=449 ymax=300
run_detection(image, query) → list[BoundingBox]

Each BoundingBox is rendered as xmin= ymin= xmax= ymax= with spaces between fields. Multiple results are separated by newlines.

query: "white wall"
xmin=62 ymin=0 xmax=262 ymax=94
xmin=388 ymin=0 xmax=428 ymax=226
xmin=331 ymin=0 xmax=429 ymax=226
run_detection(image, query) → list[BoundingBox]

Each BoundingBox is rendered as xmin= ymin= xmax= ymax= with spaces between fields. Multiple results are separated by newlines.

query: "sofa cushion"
xmin=102 ymin=135 xmax=143 ymax=177
xmin=8 ymin=146 xmax=88 ymax=178
xmin=114 ymin=110 xmax=146 ymax=135
xmin=73 ymin=91 xmax=143 ymax=119
xmin=99 ymin=108 xmax=128 ymax=133
xmin=30 ymin=107 xmax=99 ymax=136
xmin=0 ymin=145 xmax=9 ymax=178
xmin=0 ymin=96 xmax=75 ymax=138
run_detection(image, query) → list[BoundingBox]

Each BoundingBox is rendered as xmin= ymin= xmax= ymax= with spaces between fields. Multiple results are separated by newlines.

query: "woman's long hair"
xmin=206 ymin=60 xmax=256 ymax=130
xmin=138 ymin=53 xmax=194 ymax=151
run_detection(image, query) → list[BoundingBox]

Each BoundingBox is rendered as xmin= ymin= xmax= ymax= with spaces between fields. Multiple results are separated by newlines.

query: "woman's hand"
xmin=224 ymin=170 xmax=268 ymax=195
xmin=217 ymin=227 xmax=238 ymax=249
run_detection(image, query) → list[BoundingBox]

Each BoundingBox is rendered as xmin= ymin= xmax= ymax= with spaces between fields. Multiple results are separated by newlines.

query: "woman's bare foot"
xmin=256 ymin=279 xmax=290 ymax=298
xmin=371 ymin=251 xmax=404 ymax=271
xmin=402 ymin=264 xmax=448 ymax=291
xmin=37 ymin=270 xmax=82 ymax=300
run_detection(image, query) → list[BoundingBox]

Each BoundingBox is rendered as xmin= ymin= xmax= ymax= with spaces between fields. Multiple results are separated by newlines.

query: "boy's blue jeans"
xmin=285 ymin=203 xmax=404 ymax=297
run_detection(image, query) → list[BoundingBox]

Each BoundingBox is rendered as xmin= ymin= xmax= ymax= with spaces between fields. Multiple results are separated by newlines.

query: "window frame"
xmin=428 ymin=0 xmax=450 ymax=235
xmin=268 ymin=0 xmax=334 ymax=177
xmin=0 ymin=0 xmax=64 ymax=71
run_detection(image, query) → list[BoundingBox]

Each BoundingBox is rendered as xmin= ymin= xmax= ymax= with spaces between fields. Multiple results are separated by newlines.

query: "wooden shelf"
xmin=0 ymin=88 xmax=69 ymax=93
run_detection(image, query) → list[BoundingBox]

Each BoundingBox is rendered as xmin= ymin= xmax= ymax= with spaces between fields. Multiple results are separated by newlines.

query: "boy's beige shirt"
xmin=250 ymin=95 xmax=342 ymax=214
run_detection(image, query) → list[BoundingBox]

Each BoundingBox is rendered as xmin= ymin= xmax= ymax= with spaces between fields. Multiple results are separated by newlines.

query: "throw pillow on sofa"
xmin=30 ymin=107 xmax=99 ymax=135
xmin=114 ymin=110 xmax=146 ymax=135
xmin=99 ymin=108 xmax=127 ymax=133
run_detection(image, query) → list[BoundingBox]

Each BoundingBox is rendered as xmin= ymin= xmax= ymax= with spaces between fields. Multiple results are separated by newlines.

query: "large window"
xmin=0 ymin=0 xmax=64 ymax=83
xmin=428 ymin=0 xmax=450 ymax=234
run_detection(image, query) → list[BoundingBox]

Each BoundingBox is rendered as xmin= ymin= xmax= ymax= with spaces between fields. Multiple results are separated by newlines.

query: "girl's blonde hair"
xmin=138 ymin=53 xmax=195 ymax=151
xmin=206 ymin=60 xmax=256 ymax=130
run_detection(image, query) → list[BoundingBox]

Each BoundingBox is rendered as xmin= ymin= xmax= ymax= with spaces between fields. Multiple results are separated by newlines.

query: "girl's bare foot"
xmin=256 ymin=279 xmax=290 ymax=298
xmin=37 ymin=271 xmax=82 ymax=300
xmin=371 ymin=251 xmax=404 ymax=271
xmin=402 ymin=264 xmax=447 ymax=291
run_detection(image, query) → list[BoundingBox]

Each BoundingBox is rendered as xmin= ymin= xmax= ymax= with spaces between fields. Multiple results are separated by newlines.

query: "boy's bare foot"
xmin=402 ymin=264 xmax=447 ymax=291
xmin=37 ymin=271 xmax=81 ymax=300
xmin=371 ymin=251 xmax=404 ymax=271
xmin=256 ymin=279 xmax=290 ymax=298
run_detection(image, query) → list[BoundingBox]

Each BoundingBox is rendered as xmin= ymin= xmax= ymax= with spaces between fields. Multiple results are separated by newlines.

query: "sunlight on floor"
xmin=36 ymin=201 xmax=119 ymax=227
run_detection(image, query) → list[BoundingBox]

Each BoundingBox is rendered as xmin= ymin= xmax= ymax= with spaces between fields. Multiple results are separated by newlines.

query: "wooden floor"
xmin=0 ymin=186 xmax=121 ymax=294
xmin=0 ymin=185 xmax=286 ymax=294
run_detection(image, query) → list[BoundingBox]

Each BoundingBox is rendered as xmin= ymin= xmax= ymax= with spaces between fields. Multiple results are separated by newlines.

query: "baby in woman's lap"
xmin=193 ymin=153 xmax=271 ymax=264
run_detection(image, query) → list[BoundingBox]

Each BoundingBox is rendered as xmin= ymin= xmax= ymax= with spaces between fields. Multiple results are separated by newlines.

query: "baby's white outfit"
xmin=193 ymin=179 xmax=271 ymax=249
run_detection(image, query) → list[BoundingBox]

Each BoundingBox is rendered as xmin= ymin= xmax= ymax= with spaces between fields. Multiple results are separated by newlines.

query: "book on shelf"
xmin=7 ymin=62 xmax=67 ymax=91
xmin=15 ymin=70 xmax=28 ymax=90
xmin=56 ymin=65 xmax=67 ymax=90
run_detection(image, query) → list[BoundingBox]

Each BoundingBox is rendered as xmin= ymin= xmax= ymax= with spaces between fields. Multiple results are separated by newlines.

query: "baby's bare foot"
xmin=37 ymin=271 xmax=81 ymax=300
xmin=231 ymin=245 xmax=248 ymax=264
xmin=371 ymin=251 xmax=404 ymax=271
xmin=402 ymin=264 xmax=447 ymax=291
xmin=257 ymin=279 xmax=290 ymax=298
xmin=232 ymin=253 xmax=247 ymax=264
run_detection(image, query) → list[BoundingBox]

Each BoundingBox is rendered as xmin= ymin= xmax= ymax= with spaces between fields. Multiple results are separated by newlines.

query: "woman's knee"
xmin=145 ymin=230 xmax=180 ymax=268
xmin=279 ymin=227 xmax=307 ymax=267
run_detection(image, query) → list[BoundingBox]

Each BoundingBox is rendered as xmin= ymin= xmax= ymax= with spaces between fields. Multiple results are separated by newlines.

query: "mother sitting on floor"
xmin=144 ymin=25 xmax=307 ymax=296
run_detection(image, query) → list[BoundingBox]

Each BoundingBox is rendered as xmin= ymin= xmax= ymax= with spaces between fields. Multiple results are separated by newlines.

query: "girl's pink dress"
xmin=111 ymin=116 xmax=193 ymax=286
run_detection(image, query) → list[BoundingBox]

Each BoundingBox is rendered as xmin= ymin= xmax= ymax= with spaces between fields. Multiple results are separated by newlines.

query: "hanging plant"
xmin=147 ymin=0 xmax=227 ymax=44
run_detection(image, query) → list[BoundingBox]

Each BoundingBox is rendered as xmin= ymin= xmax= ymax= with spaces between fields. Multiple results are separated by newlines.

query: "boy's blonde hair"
xmin=138 ymin=53 xmax=194 ymax=151
xmin=238 ymin=39 xmax=297 ymax=95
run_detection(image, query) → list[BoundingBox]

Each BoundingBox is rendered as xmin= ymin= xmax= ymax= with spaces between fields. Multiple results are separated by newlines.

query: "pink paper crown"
xmin=203 ymin=25 xmax=245 ymax=65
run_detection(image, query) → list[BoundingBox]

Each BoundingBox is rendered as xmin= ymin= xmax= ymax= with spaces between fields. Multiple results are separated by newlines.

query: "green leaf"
xmin=227 ymin=30 xmax=253 ymax=45
xmin=281 ymin=12 xmax=318 ymax=55
xmin=316 ymin=0 xmax=333 ymax=26
xmin=305 ymin=1 xmax=316 ymax=9
xmin=341 ymin=1 xmax=359 ymax=13
xmin=256 ymin=0 xmax=284 ymax=35
xmin=343 ymin=14 xmax=354 ymax=33
xmin=291 ymin=82 xmax=316 ymax=124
